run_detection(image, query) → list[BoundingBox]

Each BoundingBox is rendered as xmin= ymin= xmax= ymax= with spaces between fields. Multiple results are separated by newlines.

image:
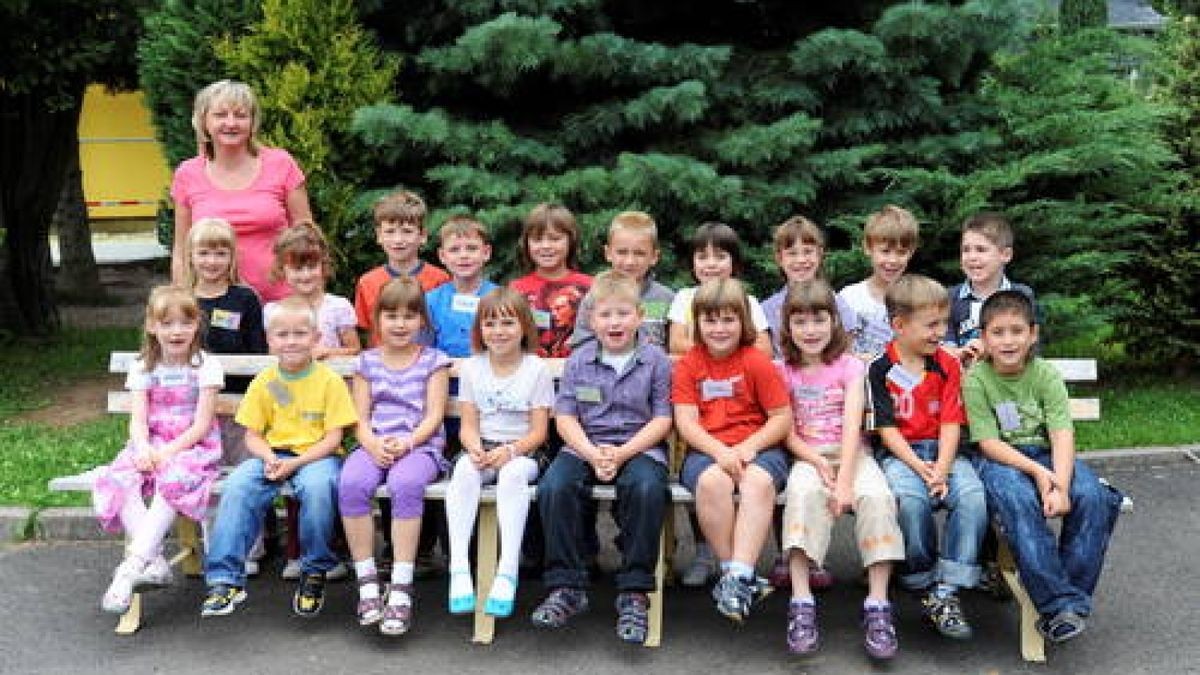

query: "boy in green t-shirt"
xmin=963 ymin=290 xmax=1122 ymax=645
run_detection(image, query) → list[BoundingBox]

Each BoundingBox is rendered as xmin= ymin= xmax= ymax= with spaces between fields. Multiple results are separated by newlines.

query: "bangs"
xmin=279 ymin=243 xmax=324 ymax=269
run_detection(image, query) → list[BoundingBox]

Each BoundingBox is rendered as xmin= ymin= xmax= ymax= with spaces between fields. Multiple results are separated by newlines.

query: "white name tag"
xmin=533 ymin=309 xmax=552 ymax=329
xmin=576 ymin=385 xmax=603 ymax=404
xmin=995 ymin=401 xmax=1022 ymax=431
xmin=886 ymin=365 xmax=920 ymax=392
xmin=451 ymin=294 xmax=479 ymax=314
xmin=267 ymin=379 xmax=294 ymax=407
xmin=209 ymin=308 xmax=242 ymax=330
xmin=795 ymin=385 xmax=823 ymax=401
xmin=157 ymin=370 xmax=189 ymax=388
xmin=701 ymin=378 xmax=736 ymax=401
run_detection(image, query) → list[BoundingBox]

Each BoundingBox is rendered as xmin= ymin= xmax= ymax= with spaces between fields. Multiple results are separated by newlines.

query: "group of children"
xmin=93 ymin=196 xmax=1123 ymax=659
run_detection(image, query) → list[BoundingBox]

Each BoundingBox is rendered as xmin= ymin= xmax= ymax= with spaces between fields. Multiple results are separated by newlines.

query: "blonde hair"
xmin=270 ymin=221 xmax=333 ymax=283
xmin=266 ymin=295 xmax=319 ymax=331
xmin=885 ymin=274 xmax=949 ymax=321
xmin=185 ymin=218 xmax=240 ymax=287
xmin=374 ymin=190 xmax=427 ymax=228
xmin=780 ymin=279 xmax=849 ymax=365
xmin=773 ymin=215 xmax=826 ymax=252
xmin=519 ymin=203 xmax=580 ymax=272
xmin=470 ymin=287 xmax=539 ymax=354
xmin=191 ymin=80 xmax=261 ymax=159
xmin=589 ymin=270 xmax=641 ymax=307
xmin=373 ymin=276 xmax=430 ymax=329
xmin=140 ymin=285 xmax=204 ymax=371
xmin=438 ymin=214 xmax=490 ymax=245
xmin=962 ymin=212 xmax=1014 ymax=249
xmin=609 ymin=210 xmax=658 ymax=245
xmin=864 ymin=205 xmax=919 ymax=250
xmin=692 ymin=278 xmax=757 ymax=349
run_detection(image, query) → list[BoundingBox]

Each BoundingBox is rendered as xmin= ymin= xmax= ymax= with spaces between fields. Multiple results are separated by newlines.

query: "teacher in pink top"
xmin=170 ymin=80 xmax=313 ymax=302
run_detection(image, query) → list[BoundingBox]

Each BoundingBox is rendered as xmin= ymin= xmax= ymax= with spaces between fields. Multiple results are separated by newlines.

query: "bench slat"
xmin=109 ymin=351 xmax=567 ymax=379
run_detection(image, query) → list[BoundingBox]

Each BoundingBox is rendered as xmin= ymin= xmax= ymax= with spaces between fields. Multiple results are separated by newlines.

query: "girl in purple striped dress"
xmin=94 ymin=286 xmax=224 ymax=613
xmin=338 ymin=277 xmax=451 ymax=636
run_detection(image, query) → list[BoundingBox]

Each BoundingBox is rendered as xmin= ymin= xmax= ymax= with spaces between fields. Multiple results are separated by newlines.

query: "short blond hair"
xmin=589 ymin=270 xmax=641 ymax=307
xmin=266 ymin=295 xmax=318 ymax=331
xmin=962 ymin=212 xmax=1014 ymax=249
xmin=185 ymin=218 xmax=240 ymax=287
xmin=374 ymin=190 xmax=427 ymax=228
xmin=692 ymin=278 xmax=757 ymax=348
xmin=191 ymin=80 xmax=261 ymax=159
xmin=609 ymin=210 xmax=658 ymax=246
xmin=438 ymin=214 xmax=490 ymax=246
xmin=864 ymin=205 xmax=919 ymax=250
xmin=885 ymin=274 xmax=948 ymax=321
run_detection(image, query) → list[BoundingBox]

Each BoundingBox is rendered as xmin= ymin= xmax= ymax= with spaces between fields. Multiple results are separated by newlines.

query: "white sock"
xmin=445 ymin=455 xmax=483 ymax=572
xmin=449 ymin=568 xmax=474 ymax=600
xmin=354 ymin=558 xmax=380 ymax=599
xmin=129 ymin=494 xmax=177 ymax=561
xmin=390 ymin=562 xmax=415 ymax=606
xmin=118 ymin=495 xmax=148 ymax=535
xmin=495 ymin=456 xmax=537 ymax=581
xmin=488 ymin=573 xmax=516 ymax=602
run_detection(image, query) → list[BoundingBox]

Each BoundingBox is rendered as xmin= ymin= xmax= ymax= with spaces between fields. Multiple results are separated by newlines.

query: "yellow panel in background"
xmin=79 ymin=85 xmax=171 ymax=220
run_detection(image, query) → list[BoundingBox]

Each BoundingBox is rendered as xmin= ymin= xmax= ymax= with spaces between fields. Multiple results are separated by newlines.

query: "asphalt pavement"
xmin=3 ymin=455 xmax=1198 ymax=675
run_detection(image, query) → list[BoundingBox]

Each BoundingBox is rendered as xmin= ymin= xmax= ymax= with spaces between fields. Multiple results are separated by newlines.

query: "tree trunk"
xmin=53 ymin=139 xmax=103 ymax=302
xmin=0 ymin=90 xmax=83 ymax=336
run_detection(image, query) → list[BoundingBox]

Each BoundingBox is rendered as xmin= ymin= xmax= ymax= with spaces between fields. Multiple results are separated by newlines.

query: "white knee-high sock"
xmin=129 ymin=494 xmax=177 ymax=561
xmin=495 ymin=457 xmax=537 ymax=580
xmin=119 ymin=495 xmax=149 ymax=538
xmin=445 ymin=456 xmax=483 ymax=572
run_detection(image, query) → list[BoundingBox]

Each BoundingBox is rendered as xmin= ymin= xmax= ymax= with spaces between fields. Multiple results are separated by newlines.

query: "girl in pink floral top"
xmin=94 ymin=286 xmax=225 ymax=614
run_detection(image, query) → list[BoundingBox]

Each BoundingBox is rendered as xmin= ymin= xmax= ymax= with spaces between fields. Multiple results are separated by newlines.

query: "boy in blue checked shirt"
xmin=531 ymin=272 xmax=673 ymax=645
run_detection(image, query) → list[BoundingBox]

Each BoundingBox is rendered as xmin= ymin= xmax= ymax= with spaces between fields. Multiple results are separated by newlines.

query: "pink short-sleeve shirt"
xmin=171 ymin=147 xmax=305 ymax=302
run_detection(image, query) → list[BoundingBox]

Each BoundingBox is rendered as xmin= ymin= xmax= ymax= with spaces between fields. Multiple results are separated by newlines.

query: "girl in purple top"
xmin=338 ymin=277 xmax=451 ymax=636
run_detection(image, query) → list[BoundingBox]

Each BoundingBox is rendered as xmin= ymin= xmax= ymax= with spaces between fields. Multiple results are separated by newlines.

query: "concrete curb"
xmin=7 ymin=445 xmax=1198 ymax=543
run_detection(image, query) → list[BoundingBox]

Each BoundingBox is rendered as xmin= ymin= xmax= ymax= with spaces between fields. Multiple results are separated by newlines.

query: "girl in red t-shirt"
xmin=671 ymin=278 xmax=792 ymax=624
xmin=509 ymin=204 xmax=592 ymax=358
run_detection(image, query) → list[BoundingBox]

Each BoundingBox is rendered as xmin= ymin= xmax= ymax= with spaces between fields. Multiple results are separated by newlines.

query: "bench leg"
xmin=114 ymin=593 xmax=142 ymax=635
xmin=662 ymin=507 xmax=677 ymax=587
xmin=176 ymin=519 xmax=203 ymax=577
xmin=997 ymin=533 xmax=1046 ymax=663
xmin=472 ymin=503 xmax=498 ymax=645
xmin=644 ymin=526 xmax=666 ymax=648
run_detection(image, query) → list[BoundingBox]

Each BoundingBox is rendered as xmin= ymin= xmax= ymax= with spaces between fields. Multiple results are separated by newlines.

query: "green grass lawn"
xmin=0 ymin=328 xmax=1195 ymax=508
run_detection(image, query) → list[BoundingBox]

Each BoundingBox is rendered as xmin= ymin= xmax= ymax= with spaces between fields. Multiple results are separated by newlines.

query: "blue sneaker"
xmin=712 ymin=573 xmax=753 ymax=623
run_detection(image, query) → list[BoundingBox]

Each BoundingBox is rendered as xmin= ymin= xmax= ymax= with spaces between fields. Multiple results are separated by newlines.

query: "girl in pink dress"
xmin=94 ymin=286 xmax=225 ymax=614
xmin=170 ymin=80 xmax=313 ymax=302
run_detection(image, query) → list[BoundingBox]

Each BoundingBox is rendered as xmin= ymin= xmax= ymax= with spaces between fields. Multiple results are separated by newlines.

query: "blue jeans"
xmin=879 ymin=440 xmax=987 ymax=590
xmin=978 ymin=446 xmax=1121 ymax=617
xmin=205 ymin=453 xmax=342 ymax=587
xmin=539 ymin=452 xmax=668 ymax=592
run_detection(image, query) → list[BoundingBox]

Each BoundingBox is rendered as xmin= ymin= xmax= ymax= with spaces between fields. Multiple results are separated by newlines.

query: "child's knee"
xmin=696 ymin=467 xmax=734 ymax=498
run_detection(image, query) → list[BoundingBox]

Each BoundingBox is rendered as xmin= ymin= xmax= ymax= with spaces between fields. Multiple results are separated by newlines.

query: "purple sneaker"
xmin=786 ymin=602 xmax=820 ymax=655
xmin=862 ymin=604 xmax=898 ymax=660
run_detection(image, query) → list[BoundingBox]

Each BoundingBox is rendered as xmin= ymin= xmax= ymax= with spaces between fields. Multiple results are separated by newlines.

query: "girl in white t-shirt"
xmin=777 ymin=279 xmax=904 ymax=660
xmin=444 ymin=288 xmax=555 ymax=618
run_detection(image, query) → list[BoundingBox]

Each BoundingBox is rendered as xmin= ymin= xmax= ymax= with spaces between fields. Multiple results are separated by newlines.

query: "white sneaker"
xmin=135 ymin=555 xmax=173 ymax=588
xmin=326 ymin=561 xmax=349 ymax=581
xmin=681 ymin=543 xmax=717 ymax=588
xmin=101 ymin=559 xmax=141 ymax=614
xmin=281 ymin=558 xmax=302 ymax=581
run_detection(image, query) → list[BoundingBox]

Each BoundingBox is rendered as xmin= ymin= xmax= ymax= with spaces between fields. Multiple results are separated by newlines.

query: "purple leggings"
xmin=337 ymin=447 xmax=440 ymax=519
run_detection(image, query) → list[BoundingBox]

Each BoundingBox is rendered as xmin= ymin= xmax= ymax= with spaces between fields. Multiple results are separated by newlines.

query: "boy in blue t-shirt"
xmin=425 ymin=215 xmax=498 ymax=357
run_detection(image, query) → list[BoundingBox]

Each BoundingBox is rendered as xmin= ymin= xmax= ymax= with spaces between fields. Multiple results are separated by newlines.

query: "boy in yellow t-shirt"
xmin=201 ymin=297 xmax=358 ymax=619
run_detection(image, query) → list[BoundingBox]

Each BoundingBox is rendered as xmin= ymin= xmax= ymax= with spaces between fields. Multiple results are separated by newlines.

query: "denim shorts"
xmin=680 ymin=447 xmax=789 ymax=493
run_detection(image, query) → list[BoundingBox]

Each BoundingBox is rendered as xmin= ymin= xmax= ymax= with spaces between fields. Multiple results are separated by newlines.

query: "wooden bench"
xmin=50 ymin=351 xmax=1107 ymax=660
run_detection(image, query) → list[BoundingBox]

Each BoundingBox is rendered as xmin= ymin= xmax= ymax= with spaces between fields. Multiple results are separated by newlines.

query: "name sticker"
xmin=267 ymin=379 xmax=294 ymax=407
xmin=451 ymin=294 xmax=480 ymax=314
xmin=641 ymin=301 xmax=669 ymax=321
xmin=209 ymin=308 xmax=242 ymax=331
xmin=301 ymin=411 xmax=325 ymax=422
xmin=886 ymin=365 xmax=920 ymax=392
xmin=701 ymin=378 xmax=736 ymax=401
xmin=576 ymin=385 xmax=603 ymax=404
xmin=533 ymin=309 xmax=552 ymax=329
xmin=995 ymin=401 xmax=1022 ymax=431
xmin=795 ymin=385 xmax=823 ymax=401
xmin=157 ymin=370 xmax=189 ymax=388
